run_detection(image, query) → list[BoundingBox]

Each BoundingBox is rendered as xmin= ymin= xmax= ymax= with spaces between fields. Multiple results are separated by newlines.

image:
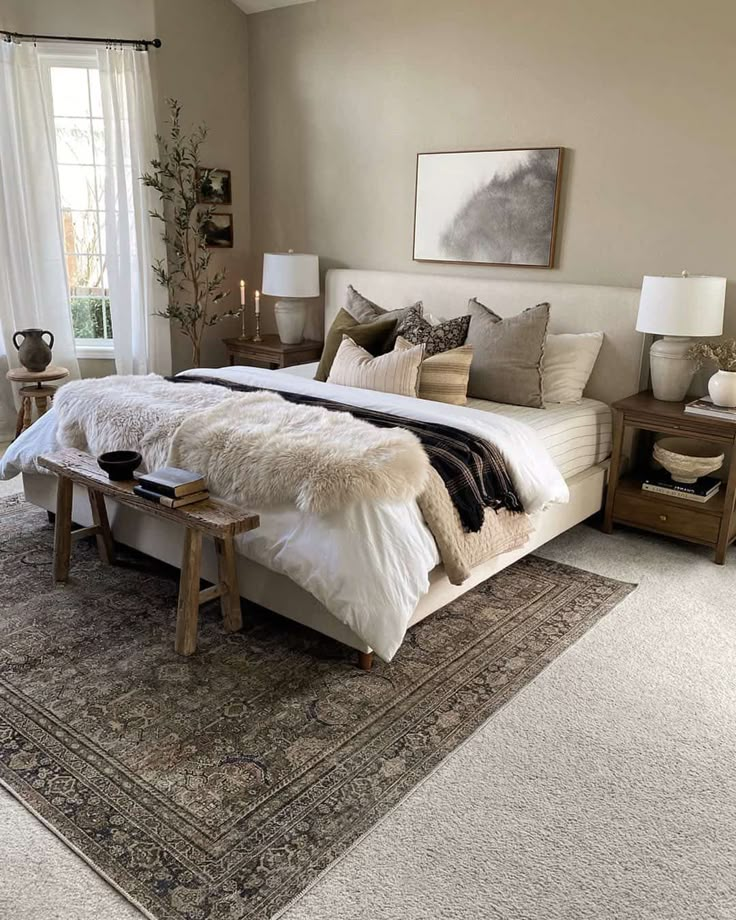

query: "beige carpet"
xmin=1 ymin=466 xmax=734 ymax=919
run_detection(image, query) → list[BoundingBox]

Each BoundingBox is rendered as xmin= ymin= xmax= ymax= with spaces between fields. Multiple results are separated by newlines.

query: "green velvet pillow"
xmin=315 ymin=310 xmax=399 ymax=382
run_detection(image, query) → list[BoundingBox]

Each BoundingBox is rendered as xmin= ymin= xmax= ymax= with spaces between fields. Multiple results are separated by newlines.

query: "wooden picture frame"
xmin=203 ymin=213 xmax=233 ymax=248
xmin=197 ymin=168 xmax=232 ymax=205
xmin=412 ymin=147 xmax=564 ymax=269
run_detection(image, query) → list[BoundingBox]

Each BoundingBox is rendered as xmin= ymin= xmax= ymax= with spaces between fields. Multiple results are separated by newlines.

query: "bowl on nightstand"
xmin=653 ymin=437 xmax=724 ymax=484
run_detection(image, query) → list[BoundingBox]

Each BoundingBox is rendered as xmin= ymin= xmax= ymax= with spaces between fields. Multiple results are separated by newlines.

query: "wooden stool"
xmin=7 ymin=365 xmax=70 ymax=439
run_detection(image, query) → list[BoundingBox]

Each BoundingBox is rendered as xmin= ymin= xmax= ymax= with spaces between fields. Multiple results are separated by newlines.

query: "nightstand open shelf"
xmin=603 ymin=392 xmax=736 ymax=564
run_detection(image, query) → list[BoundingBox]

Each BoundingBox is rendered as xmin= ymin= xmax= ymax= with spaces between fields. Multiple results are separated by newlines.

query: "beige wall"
xmin=247 ymin=0 xmax=736 ymax=335
xmin=2 ymin=0 xmax=249 ymax=374
xmin=153 ymin=0 xmax=250 ymax=371
xmin=0 ymin=0 xmax=155 ymax=37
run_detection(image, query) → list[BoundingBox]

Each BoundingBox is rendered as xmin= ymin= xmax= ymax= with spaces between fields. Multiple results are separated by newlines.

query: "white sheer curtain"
xmin=0 ymin=42 xmax=81 ymax=440
xmin=97 ymin=48 xmax=171 ymax=377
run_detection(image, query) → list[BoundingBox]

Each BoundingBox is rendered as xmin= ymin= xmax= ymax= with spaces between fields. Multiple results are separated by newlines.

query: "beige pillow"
xmin=327 ymin=335 xmax=424 ymax=396
xmin=395 ymin=336 xmax=473 ymax=406
xmin=543 ymin=332 xmax=604 ymax=404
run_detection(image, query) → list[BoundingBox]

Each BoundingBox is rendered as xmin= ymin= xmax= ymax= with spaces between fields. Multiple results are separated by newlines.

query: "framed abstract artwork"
xmin=196 ymin=168 xmax=232 ymax=205
xmin=413 ymin=147 xmax=564 ymax=268
xmin=203 ymin=213 xmax=234 ymax=248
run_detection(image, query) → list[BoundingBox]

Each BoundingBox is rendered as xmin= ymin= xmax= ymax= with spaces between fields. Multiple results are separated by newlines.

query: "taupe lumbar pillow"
xmin=395 ymin=305 xmax=471 ymax=357
xmin=466 ymin=299 xmax=550 ymax=407
xmin=327 ymin=335 xmax=424 ymax=397
xmin=315 ymin=310 xmax=399 ymax=382
xmin=395 ymin=336 xmax=473 ymax=406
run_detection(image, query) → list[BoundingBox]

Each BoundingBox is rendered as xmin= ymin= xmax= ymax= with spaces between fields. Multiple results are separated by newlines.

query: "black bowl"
xmin=97 ymin=450 xmax=142 ymax=481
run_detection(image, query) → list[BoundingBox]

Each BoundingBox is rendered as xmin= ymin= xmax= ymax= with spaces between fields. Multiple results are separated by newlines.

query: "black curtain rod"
xmin=2 ymin=30 xmax=161 ymax=49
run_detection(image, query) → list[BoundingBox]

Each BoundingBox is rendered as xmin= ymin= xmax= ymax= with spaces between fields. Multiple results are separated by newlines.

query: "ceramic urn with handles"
xmin=13 ymin=328 xmax=54 ymax=372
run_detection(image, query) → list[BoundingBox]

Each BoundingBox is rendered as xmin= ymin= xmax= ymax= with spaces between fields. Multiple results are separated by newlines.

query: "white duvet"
xmin=0 ymin=365 xmax=568 ymax=660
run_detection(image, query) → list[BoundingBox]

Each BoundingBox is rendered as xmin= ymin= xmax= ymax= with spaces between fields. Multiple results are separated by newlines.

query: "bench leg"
xmin=175 ymin=528 xmax=203 ymax=656
xmin=53 ymin=476 xmax=73 ymax=584
xmin=88 ymin=488 xmax=115 ymax=565
xmin=215 ymin=536 xmax=243 ymax=633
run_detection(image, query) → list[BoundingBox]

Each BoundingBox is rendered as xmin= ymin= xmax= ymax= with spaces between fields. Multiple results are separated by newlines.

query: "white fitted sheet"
xmin=279 ymin=363 xmax=613 ymax=480
xmin=465 ymin=397 xmax=612 ymax=479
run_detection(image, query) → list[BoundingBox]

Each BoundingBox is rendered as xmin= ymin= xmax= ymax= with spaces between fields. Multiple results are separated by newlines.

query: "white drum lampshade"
xmin=262 ymin=251 xmax=320 ymax=344
xmin=636 ymin=272 xmax=726 ymax=401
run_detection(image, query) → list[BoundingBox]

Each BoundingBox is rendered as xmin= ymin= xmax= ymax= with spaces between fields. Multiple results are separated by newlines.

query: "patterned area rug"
xmin=0 ymin=495 xmax=634 ymax=920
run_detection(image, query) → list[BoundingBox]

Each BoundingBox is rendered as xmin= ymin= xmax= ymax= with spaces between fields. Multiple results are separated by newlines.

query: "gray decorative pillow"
xmin=466 ymin=299 xmax=550 ymax=408
xmin=345 ymin=285 xmax=421 ymax=327
xmin=396 ymin=306 xmax=471 ymax=357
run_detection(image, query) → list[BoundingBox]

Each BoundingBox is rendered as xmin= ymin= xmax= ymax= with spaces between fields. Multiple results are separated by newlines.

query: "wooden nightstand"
xmin=223 ymin=335 xmax=323 ymax=370
xmin=603 ymin=391 xmax=736 ymax=564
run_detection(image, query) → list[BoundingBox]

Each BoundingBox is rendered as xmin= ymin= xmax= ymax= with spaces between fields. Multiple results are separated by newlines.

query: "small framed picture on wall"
xmin=413 ymin=147 xmax=564 ymax=268
xmin=203 ymin=213 xmax=234 ymax=248
xmin=197 ymin=168 xmax=232 ymax=205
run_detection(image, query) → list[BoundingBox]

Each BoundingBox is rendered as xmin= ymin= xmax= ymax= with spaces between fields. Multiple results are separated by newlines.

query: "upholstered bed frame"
xmin=23 ymin=268 xmax=645 ymax=663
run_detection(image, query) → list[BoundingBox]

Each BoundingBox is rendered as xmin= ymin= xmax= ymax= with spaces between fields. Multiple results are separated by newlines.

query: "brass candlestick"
xmin=252 ymin=311 xmax=262 ymax=343
xmin=238 ymin=280 xmax=247 ymax=339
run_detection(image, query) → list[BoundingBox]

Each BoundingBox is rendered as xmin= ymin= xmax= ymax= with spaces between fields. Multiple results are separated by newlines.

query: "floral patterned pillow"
xmin=396 ymin=306 xmax=470 ymax=357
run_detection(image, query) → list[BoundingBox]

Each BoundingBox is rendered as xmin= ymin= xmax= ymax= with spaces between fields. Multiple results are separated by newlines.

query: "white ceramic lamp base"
xmin=649 ymin=336 xmax=695 ymax=402
xmin=274 ymin=299 xmax=307 ymax=345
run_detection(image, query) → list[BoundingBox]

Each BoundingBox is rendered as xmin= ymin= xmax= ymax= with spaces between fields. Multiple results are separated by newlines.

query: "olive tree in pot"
xmin=142 ymin=99 xmax=239 ymax=367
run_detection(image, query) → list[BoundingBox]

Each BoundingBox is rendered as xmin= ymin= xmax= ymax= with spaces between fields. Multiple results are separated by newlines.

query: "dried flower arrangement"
xmin=688 ymin=339 xmax=736 ymax=373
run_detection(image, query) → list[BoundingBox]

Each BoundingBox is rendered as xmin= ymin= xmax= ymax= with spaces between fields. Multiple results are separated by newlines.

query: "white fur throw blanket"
xmin=54 ymin=375 xmax=430 ymax=514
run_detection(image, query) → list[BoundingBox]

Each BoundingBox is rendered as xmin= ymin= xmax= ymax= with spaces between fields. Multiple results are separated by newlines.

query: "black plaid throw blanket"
xmin=168 ymin=375 xmax=523 ymax=532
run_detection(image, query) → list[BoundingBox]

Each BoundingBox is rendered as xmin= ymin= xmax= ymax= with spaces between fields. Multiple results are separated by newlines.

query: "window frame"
xmin=40 ymin=49 xmax=115 ymax=359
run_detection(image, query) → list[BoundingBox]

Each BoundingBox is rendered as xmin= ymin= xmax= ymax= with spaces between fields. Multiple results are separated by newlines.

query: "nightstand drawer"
xmin=613 ymin=490 xmax=721 ymax=544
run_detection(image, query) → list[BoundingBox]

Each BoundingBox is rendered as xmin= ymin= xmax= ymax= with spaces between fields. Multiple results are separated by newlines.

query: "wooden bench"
xmin=38 ymin=449 xmax=260 ymax=656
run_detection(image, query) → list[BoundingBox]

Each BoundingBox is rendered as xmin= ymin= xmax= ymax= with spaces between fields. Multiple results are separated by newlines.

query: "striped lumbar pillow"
xmin=327 ymin=335 xmax=424 ymax=396
xmin=395 ymin=336 xmax=473 ymax=405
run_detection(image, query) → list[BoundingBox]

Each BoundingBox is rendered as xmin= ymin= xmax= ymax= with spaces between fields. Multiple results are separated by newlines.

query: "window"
xmin=44 ymin=57 xmax=113 ymax=355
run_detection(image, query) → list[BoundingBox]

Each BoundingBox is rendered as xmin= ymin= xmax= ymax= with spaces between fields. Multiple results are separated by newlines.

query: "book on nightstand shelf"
xmin=684 ymin=397 xmax=736 ymax=422
xmin=136 ymin=466 xmax=206 ymax=498
xmin=641 ymin=473 xmax=721 ymax=504
xmin=133 ymin=485 xmax=210 ymax=508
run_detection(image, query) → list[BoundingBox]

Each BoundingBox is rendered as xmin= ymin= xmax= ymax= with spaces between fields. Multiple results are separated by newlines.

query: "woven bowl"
xmin=653 ymin=437 xmax=724 ymax=484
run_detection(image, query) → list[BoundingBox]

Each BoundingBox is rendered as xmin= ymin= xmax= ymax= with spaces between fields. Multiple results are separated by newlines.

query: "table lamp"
xmin=262 ymin=251 xmax=320 ymax=345
xmin=636 ymin=272 xmax=726 ymax=401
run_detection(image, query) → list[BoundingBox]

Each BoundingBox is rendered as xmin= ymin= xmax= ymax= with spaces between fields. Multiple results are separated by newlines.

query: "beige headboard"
xmin=324 ymin=268 xmax=644 ymax=405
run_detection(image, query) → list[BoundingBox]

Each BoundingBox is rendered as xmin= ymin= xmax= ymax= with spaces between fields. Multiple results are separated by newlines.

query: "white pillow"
xmin=543 ymin=332 xmax=604 ymax=405
xmin=327 ymin=335 xmax=424 ymax=396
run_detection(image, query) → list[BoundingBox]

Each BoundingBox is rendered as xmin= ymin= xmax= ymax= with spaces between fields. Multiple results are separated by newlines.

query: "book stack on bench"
xmin=133 ymin=467 xmax=209 ymax=508
xmin=642 ymin=473 xmax=721 ymax=504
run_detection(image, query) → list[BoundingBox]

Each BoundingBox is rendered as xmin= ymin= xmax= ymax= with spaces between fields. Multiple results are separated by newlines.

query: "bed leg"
xmin=358 ymin=651 xmax=374 ymax=672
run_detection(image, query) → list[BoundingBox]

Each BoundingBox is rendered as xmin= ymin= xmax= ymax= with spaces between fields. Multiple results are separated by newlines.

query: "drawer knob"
xmin=659 ymin=514 xmax=668 ymax=522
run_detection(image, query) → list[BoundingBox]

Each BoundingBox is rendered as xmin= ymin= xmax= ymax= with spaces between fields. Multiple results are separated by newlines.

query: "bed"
xmin=7 ymin=268 xmax=645 ymax=664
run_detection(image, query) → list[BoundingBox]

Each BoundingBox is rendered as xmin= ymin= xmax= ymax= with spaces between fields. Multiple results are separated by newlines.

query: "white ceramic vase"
xmin=708 ymin=370 xmax=736 ymax=408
